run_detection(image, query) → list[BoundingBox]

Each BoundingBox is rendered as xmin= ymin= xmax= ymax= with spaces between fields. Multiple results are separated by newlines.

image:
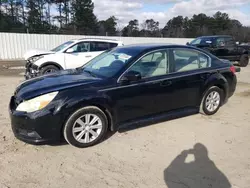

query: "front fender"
xmin=55 ymin=90 xmax=116 ymax=131
xmin=34 ymin=53 xmax=66 ymax=69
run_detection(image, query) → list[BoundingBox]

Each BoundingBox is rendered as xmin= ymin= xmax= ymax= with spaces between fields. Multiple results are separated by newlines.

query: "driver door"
xmin=64 ymin=42 xmax=93 ymax=69
xmin=111 ymin=50 xmax=170 ymax=123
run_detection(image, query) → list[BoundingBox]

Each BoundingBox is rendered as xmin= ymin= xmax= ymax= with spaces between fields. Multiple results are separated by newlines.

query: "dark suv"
xmin=187 ymin=35 xmax=249 ymax=67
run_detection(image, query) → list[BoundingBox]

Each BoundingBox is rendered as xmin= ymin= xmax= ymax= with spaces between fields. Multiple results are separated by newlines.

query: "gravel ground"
xmin=0 ymin=62 xmax=250 ymax=188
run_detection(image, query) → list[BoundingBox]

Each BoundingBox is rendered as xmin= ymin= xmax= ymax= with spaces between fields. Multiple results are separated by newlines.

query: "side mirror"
xmin=120 ymin=70 xmax=141 ymax=83
xmin=236 ymin=41 xmax=239 ymax=45
xmin=186 ymin=42 xmax=190 ymax=45
xmin=66 ymin=48 xmax=74 ymax=53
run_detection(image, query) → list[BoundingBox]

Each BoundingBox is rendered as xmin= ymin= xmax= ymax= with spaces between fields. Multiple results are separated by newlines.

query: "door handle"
xmin=85 ymin=55 xmax=92 ymax=58
xmin=160 ymin=80 xmax=172 ymax=86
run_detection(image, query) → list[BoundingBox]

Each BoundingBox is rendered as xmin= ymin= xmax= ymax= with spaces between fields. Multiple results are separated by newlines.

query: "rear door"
xmin=224 ymin=37 xmax=239 ymax=61
xmin=164 ymin=48 xmax=212 ymax=109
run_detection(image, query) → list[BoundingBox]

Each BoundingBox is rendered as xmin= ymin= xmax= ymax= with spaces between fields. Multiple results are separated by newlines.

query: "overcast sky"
xmin=92 ymin=0 xmax=250 ymax=28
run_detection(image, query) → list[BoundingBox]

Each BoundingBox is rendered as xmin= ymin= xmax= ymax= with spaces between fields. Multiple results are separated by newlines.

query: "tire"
xmin=200 ymin=86 xmax=223 ymax=116
xmin=239 ymin=54 xmax=249 ymax=67
xmin=63 ymin=106 xmax=108 ymax=148
xmin=40 ymin=65 xmax=59 ymax=75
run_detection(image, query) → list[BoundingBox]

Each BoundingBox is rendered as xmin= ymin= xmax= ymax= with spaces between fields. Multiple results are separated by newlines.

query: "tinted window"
xmin=129 ymin=50 xmax=169 ymax=78
xmin=190 ymin=37 xmax=215 ymax=45
xmin=70 ymin=42 xmax=90 ymax=53
xmin=224 ymin=37 xmax=235 ymax=46
xmin=90 ymin=42 xmax=118 ymax=52
xmin=216 ymin=38 xmax=226 ymax=47
xmin=173 ymin=49 xmax=210 ymax=72
xmin=109 ymin=42 xmax=118 ymax=48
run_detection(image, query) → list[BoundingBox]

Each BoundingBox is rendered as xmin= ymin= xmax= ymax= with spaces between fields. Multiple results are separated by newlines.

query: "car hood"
xmin=15 ymin=69 xmax=102 ymax=100
xmin=24 ymin=49 xmax=55 ymax=60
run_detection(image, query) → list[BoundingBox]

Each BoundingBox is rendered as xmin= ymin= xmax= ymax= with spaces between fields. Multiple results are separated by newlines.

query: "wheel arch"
xmin=59 ymin=97 xmax=115 ymax=139
xmin=242 ymin=50 xmax=249 ymax=55
xmin=201 ymin=73 xmax=229 ymax=105
xmin=39 ymin=61 xmax=64 ymax=70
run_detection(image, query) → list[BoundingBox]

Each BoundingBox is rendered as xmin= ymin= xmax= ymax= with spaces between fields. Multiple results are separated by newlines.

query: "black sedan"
xmin=9 ymin=44 xmax=238 ymax=148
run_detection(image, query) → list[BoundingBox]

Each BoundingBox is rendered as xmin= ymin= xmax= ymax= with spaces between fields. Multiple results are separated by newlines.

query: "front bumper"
xmin=9 ymin=96 xmax=64 ymax=145
xmin=25 ymin=61 xmax=40 ymax=80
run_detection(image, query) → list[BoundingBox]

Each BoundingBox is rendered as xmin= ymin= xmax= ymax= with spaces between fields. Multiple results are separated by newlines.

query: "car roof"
xmin=197 ymin=35 xmax=232 ymax=39
xmin=117 ymin=43 xmax=200 ymax=52
xmin=72 ymin=38 xmax=123 ymax=43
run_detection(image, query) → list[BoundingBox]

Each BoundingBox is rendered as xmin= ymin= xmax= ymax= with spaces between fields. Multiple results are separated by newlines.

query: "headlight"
xmin=29 ymin=55 xmax=44 ymax=63
xmin=16 ymin=92 xmax=58 ymax=113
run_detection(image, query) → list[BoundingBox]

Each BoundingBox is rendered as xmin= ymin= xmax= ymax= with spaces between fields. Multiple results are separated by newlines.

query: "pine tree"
xmin=71 ymin=0 xmax=98 ymax=35
xmin=26 ymin=0 xmax=43 ymax=33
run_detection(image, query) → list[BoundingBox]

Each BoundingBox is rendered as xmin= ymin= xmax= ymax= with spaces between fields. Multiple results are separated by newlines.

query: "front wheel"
xmin=63 ymin=106 xmax=108 ymax=148
xmin=200 ymin=86 xmax=223 ymax=115
xmin=40 ymin=65 xmax=59 ymax=75
xmin=239 ymin=54 xmax=249 ymax=67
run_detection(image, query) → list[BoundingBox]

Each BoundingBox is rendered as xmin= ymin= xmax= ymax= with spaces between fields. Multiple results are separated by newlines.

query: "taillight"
xmin=230 ymin=66 xmax=236 ymax=74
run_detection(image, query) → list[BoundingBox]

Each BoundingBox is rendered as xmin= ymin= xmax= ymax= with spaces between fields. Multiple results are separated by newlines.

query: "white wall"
xmin=0 ymin=32 xmax=194 ymax=60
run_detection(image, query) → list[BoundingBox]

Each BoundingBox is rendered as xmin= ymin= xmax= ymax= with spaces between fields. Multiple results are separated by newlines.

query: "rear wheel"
xmin=239 ymin=54 xmax=249 ymax=67
xmin=200 ymin=86 xmax=223 ymax=115
xmin=63 ymin=106 xmax=108 ymax=148
xmin=40 ymin=65 xmax=59 ymax=75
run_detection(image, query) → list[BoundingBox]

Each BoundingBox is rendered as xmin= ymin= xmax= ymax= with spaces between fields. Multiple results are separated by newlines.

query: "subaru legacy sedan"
xmin=9 ymin=44 xmax=238 ymax=148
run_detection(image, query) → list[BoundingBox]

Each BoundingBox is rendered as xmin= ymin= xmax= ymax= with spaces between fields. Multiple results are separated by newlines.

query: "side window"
xmin=173 ymin=49 xmax=210 ymax=72
xmin=224 ymin=37 xmax=235 ymax=46
xmin=129 ymin=50 xmax=168 ymax=78
xmin=216 ymin=38 xmax=226 ymax=47
xmin=90 ymin=42 xmax=111 ymax=52
xmin=70 ymin=42 xmax=90 ymax=53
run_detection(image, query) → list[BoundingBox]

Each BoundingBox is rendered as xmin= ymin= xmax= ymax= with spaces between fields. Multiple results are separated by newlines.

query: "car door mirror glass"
xmin=66 ymin=48 xmax=74 ymax=53
xmin=120 ymin=71 xmax=141 ymax=83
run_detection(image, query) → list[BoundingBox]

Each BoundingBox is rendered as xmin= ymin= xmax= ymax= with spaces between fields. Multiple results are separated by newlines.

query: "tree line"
xmin=0 ymin=0 xmax=250 ymax=42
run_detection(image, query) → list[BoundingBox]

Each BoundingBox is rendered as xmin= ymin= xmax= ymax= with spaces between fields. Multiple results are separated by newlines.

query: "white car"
xmin=24 ymin=38 xmax=124 ymax=79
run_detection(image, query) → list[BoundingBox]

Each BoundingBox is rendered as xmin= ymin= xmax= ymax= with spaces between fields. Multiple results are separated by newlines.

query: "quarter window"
xmin=128 ymin=50 xmax=169 ymax=78
xmin=173 ymin=49 xmax=210 ymax=72
xmin=109 ymin=42 xmax=119 ymax=48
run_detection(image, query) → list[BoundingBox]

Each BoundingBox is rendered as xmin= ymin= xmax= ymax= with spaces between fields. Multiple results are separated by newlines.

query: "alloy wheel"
xmin=72 ymin=114 xmax=103 ymax=143
xmin=205 ymin=91 xmax=221 ymax=112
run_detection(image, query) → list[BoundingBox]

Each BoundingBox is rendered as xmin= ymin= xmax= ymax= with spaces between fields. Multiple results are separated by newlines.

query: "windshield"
xmin=51 ymin=41 xmax=75 ymax=52
xmin=82 ymin=48 xmax=140 ymax=78
xmin=190 ymin=37 xmax=215 ymax=45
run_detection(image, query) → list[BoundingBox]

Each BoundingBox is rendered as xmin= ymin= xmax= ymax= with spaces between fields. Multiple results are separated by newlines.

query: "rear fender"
xmin=201 ymin=73 xmax=229 ymax=104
